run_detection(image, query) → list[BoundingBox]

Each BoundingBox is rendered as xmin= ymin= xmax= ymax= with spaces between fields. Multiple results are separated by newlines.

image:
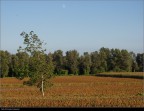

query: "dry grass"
xmin=0 ymin=75 xmax=144 ymax=107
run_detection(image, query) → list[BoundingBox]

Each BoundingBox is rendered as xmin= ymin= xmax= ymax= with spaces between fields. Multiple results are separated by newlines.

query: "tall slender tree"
xmin=120 ymin=50 xmax=132 ymax=72
xmin=19 ymin=31 xmax=54 ymax=96
xmin=66 ymin=50 xmax=79 ymax=75
xmin=53 ymin=50 xmax=64 ymax=75
xmin=136 ymin=53 xmax=144 ymax=72
xmin=0 ymin=51 xmax=11 ymax=78
xmin=79 ymin=52 xmax=91 ymax=75
xmin=99 ymin=47 xmax=110 ymax=72
xmin=90 ymin=51 xmax=101 ymax=74
xmin=130 ymin=52 xmax=138 ymax=72
xmin=12 ymin=52 xmax=29 ymax=79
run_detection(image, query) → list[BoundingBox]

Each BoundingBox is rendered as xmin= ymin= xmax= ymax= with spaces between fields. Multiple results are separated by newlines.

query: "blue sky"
xmin=1 ymin=0 xmax=143 ymax=55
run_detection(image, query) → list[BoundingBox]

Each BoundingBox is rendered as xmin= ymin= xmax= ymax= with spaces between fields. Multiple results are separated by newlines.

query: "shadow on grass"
xmin=95 ymin=74 xmax=144 ymax=79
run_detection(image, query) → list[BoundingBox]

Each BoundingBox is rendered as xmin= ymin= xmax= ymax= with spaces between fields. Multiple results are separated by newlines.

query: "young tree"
xmin=19 ymin=31 xmax=54 ymax=96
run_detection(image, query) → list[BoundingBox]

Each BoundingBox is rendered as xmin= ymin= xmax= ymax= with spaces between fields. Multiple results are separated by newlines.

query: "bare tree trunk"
xmin=42 ymin=74 xmax=44 ymax=97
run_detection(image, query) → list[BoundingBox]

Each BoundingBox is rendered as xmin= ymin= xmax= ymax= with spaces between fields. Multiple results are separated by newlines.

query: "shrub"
xmin=60 ymin=70 xmax=68 ymax=75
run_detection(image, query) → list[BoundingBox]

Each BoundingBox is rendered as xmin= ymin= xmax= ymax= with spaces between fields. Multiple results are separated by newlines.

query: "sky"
xmin=1 ymin=0 xmax=144 ymax=55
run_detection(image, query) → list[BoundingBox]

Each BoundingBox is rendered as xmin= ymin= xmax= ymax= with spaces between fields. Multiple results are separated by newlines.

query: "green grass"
xmin=137 ymin=93 xmax=144 ymax=96
xmin=96 ymin=72 xmax=144 ymax=79
xmin=0 ymin=84 xmax=24 ymax=87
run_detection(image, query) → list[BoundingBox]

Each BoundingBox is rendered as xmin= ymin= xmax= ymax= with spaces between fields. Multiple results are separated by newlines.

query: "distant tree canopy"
xmin=0 ymin=47 xmax=143 ymax=78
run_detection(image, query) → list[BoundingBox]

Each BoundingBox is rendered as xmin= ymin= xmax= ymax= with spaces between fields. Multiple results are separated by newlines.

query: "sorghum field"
xmin=0 ymin=75 xmax=144 ymax=107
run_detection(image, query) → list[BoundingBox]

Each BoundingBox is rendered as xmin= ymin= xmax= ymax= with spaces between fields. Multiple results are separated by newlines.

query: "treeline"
xmin=0 ymin=47 xmax=143 ymax=77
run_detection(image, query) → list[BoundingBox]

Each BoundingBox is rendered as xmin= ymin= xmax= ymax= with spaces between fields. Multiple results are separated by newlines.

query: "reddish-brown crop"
xmin=1 ymin=75 xmax=144 ymax=107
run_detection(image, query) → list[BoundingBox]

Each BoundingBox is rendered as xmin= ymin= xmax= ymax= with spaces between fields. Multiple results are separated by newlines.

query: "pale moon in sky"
xmin=62 ymin=4 xmax=66 ymax=9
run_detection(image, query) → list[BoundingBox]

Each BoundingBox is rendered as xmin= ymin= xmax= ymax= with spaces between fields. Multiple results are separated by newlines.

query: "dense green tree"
xmin=110 ymin=49 xmax=122 ymax=71
xmin=108 ymin=49 xmax=133 ymax=72
xmin=10 ymin=54 xmax=18 ymax=77
xmin=61 ymin=55 xmax=69 ymax=75
xmin=12 ymin=52 xmax=29 ymax=79
xmin=119 ymin=50 xmax=132 ymax=72
xmin=90 ymin=51 xmax=101 ymax=74
xmin=136 ymin=53 xmax=144 ymax=72
xmin=46 ymin=53 xmax=55 ymax=76
xmin=78 ymin=56 xmax=83 ymax=75
xmin=53 ymin=50 xmax=64 ymax=75
xmin=99 ymin=47 xmax=111 ymax=72
xmin=130 ymin=52 xmax=139 ymax=72
xmin=66 ymin=50 xmax=79 ymax=75
xmin=79 ymin=52 xmax=91 ymax=75
xmin=0 ymin=51 xmax=11 ymax=77
xmin=1 ymin=46 xmax=143 ymax=77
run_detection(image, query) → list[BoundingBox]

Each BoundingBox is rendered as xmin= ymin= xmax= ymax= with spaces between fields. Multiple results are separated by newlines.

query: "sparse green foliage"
xmin=19 ymin=31 xmax=46 ymax=55
xmin=18 ymin=31 xmax=54 ymax=96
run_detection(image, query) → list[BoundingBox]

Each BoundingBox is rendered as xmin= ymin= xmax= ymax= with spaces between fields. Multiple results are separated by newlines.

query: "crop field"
xmin=0 ymin=75 xmax=144 ymax=107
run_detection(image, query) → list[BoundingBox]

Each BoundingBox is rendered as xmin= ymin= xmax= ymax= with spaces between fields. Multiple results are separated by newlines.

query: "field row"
xmin=1 ymin=76 xmax=144 ymax=107
xmin=2 ymin=97 xmax=143 ymax=107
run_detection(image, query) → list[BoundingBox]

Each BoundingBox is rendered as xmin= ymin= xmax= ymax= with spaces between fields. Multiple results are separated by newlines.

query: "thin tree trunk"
xmin=42 ymin=74 xmax=44 ymax=97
